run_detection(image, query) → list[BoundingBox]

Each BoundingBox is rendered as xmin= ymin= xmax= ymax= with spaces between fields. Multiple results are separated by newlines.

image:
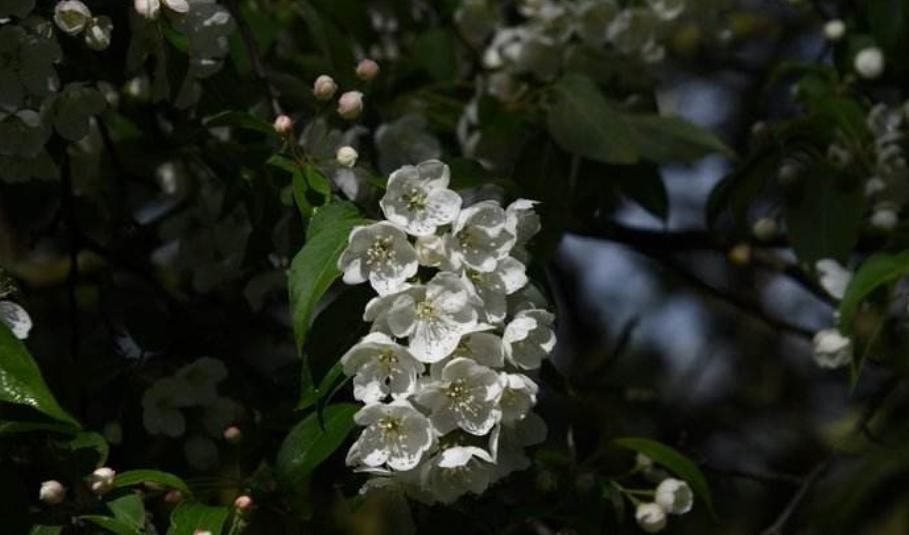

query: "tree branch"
xmin=759 ymin=456 xmax=834 ymax=535
xmin=226 ymin=0 xmax=283 ymax=117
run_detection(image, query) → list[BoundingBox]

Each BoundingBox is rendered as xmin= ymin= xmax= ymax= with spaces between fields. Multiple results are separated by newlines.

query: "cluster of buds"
xmin=336 ymin=159 xmax=553 ymax=504
xmin=310 ymin=58 xmax=380 ymax=122
xmin=634 ymin=478 xmax=694 ymax=533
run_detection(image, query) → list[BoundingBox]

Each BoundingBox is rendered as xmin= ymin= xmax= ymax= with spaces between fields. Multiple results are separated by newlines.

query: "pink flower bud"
xmin=234 ymin=495 xmax=253 ymax=511
xmin=312 ymin=75 xmax=338 ymax=101
xmin=273 ymin=115 xmax=293 ymax=135
xmin=164 ymin=490 xmax=183 ymax=504
xmin=337 ymin=91 xmax=364 ymax=120
xmin=355 ymin=59 xmax=380 ymax=81
xmin=223 ymin=425 xmax=243 ymax=444
xmin=39 ymin=480 xmax=66 ymax=505
xmin=90 ymin=467 xmax=116 ymax=495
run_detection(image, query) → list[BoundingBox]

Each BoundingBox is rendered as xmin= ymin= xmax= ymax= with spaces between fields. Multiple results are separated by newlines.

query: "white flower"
xmin=855 ymin=47 xmax=885 ymax=80
xmin=871 ymin=205 xmax=899 ymax=230
xmin=341 ymin=332 xmax=424 ymax=403
xmin=142 ymin=377 xmax=191 ymax=437
xmin=53 ymin=1 xmax=91 ymax=36
xmin=503 ymin=309 xmax=556 ymax=370
xmin=39 ymin=480 xmax=65 ymax=505
xmin=507 ymin=199 xmax=541 ymax=245
xmin=175 ymin=357 xmax=227 ymax=406
xmin=419 ymin=445 xmax=494 ymax=504
xmin=415 ymin=234 xmax=449 ymax=267
xmin=813 ymin=329 xmax=852 ymax=369
xmin=337 ymin=145 xmax=359 ymax=168
xmin=648 ymin=0 xmax=685 ymax=20
xmin=89 ymin=467 xmax=116 ymax=495
xmin=338 ymin=222 xmax=419 ymax=296
xmin=134 ymin=0 xmax=161 ymax=20
xmin=338 ymin=91 xmax=364 ymax=119
xmin=449 ymin=200 xmax=516 ymax=272
xmin=383 ymin=272 xmax=479 ymax=362
xmin=449 ymin=329 xmax=504 ymax=368
xmin=490 ymin=412 xmax=546 ymax=480
xmin=816 ymin=259 xmax=851 ymax=300
xmin=463 ymin=256 xmax=528 ymax=322
xmin=635 ymin=502 xmax=668 ymax=533
xmin=499 ymin=373 xmax=538 ymax=423
xmin=0 ymin=300 xmax=32 ymax=339
xmin=356 ymin=58 xmax=380 ymax=81
xmin=313 ymin=75 xmax=338 ymax=101
xmin=273 ymin=114 xmax=293 ymax=135
xmin=655 ymin=478 xmax=694 ymax=515
xmin=824 ymin=19 xmax=846 ymax=41
xmin=163 ymin=0 xmax=189 ymax=14
xmin=415 ymin=357 xmax=503 ymax=435
xmin=380 ymin=160 xmax=462 ymax=237
xmin=346 ymin=401 xmax=434 ymax=471
xmin=84 ymin=16 xmax=112 ymax=51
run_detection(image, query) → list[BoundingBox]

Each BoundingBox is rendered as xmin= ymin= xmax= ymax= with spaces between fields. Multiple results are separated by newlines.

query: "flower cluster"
xmin=459 ymin=0 xmax=687 ymax=101
xmin=864 ymin=102 xmax=909 ymax=230
xmin=336 ymin=159 xmax=554 ymax=504
xmin=634 ymin=477 xmax=694 ymax=533
xmin=141 ymin=357 xmax=242 ymax=470
xmin=812 ymin=258 xmax=853 ymax=369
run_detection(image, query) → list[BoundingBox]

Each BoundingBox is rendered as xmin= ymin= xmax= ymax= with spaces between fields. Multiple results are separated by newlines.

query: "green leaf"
xmin=107 ymin=493 xmax=146 ymax=531
xmin=627 ymin=115 xmax=731 ymax=162
xmin=65 ymin=431 xmax=109 ymax=467
xmin=0 ymin=420 xmax=76 ymax=434
xmin=548 ymin=75 xmax=729 ymax=165
xmin=304 ymin=164 xmax=331 ymax=201
xmin=166 ymin=502 xmax=229 ymax=535
xmin=838 ymin=250 xmax=909 ymax=332
xmin=276 ymin=403 xmax=358 ymax=488
xmin=785 ymin=171 xmax=865 ymax=266
xmin=80 ymin=515 xmax=142 ymax=535
xmin=298 ymin=360 xmax=345 ymax=411
xmin=288 ymin=217 xmax=366 ymax=353
xmin=614 ymin=437 xmax=717 ymax=519
xmin=306 ymin=201 xmax=362 ymax=241
xmin=547 ymin=74 xmax=638 ymax=164
xmin=204 ymin=111 xmax=277 ymax=138
xmin=266 ymin=154 xmax=299 ymax=174
xmin=291 ymin=170 xmax=314 ymax=218
xmin=0 ymin=323 xmax=80 ymax=429
xmin=28 ymin=526 xmax=63 ymax=535
xmin=114 ymin=470 xmax=191 ymax=496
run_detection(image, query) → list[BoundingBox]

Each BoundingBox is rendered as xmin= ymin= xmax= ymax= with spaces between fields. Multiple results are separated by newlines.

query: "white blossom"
xmin=636 ymin=502 xmax=668 ymax=533
xmin=855 ymin=47 xmax=885 ymax=80
xmin=89 ymin=467 xmax=116 ymax=495
xmin=175 ymin=357 xmax=227 ymax=406
xmin=380 ymin=160 xmax=462 ymax=236
xmin=142 ymin=377 xmax=191 ymax=437
xmin=499 ymin=373 xmax=538 ymax=423
xmin=448 ymin=329 xmax=505 ymax=368
xmin=0 ymin=300 xmax=32 ymax=339
xmin=490 ymin=412 xmax=546 ymax=480
xmin=338 ymin=222 xmax=419 ymax=296
xmin=448 ymin=200 xmax=516 ymax=272
xmin=415 ymin=234 xmax=449 ymax=267
xmin=655 ymin=478 xmax=694 ymax=515
xmin=503 ymin=309 xmax=556 ymax=369
xmin=346 ymin=401 xmax=434 ymax=471
xmin=415 ymin=357 xmax=503 ymax=435
xmin=816 ymin=259 xmax=851 ymax=300
xmin=463 ymin=256 xmax=528 ymax=323
xmin=341 ymin=332 xmax=424 ymax=403
xmin=813 ymin=329 xmax=852 ymax=369
xmin=134 ymin=0 xmax=161 ymax=20
xmin=383 ymin=273 xmax=479 ymax=362
xmin=53 ymin=1 xmax=91 ymax=36
xmin=824 ymin=19 xmax=846 ymax=41
xmin=337 ymin=145 xmax=359 ymax=168
xmin=39 ymin=480 xmax=65 ymax=505
xmin=419 ymin=445 xmax=494 ymax=504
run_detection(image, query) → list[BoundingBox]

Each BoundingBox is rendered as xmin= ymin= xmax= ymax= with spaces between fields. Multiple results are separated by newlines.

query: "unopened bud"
xmin=752 ymin=218 xmax=777 ymax=241
xmin=84 ymin=16 xmax=112 ymax=51
xmin=337 ymin=91 xmax=364 ymax=120
xmin=312 ymin=75 xmax=338 ymax=101
xmin=355 ymin=58 xmax=380 ymax=81
xmin=728 ymin=243 xmax=751 ymax=266
xmin=273 ymin=115 xmax=293 ymax=135
xmin=89 ymin=467 xmax=116 ymax=495
xmin=234 ymin=495 xmax=253 ymax=511
xmin=823 ymin=19 xmax=846 ymax=41
xmin=223 ymin=425 xmax=242 ymax=444
xmin=336 ymin=146 xmax=358 ymax=168
xmin=855 ymin=47 xmax=885 ymax=80
xmin=39 ymin=480 xmax=66 ymax=505
xmin=635 ymin=502 xmax=668 ymax=533
xmin=164 ymin=489 xmax=183 ymax=504
xmin=871 ymin=206 xmax=899 ymax=230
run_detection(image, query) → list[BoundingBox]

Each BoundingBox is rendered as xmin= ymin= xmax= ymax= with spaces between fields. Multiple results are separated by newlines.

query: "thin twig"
xmin=759 ymin=457 xmax=833 ymax=535
xmin=226 ymin=0 xmax=283 ymax=117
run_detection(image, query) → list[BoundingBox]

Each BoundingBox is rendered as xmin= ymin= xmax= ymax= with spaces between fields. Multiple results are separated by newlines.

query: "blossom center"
xmin=445 ymin=379 xmax=473 ymax=405
xmin=366 ymin=237 xmax=395 ymax=265
xmin=401 ymin=186 xmax=428 ymax=212
xmin=377 ymin=416 xmax=402 ymax=437
xmin=416 ymin=300 xmax=436 ymax=320
xmin=376 ymin=348 xmax=399 ymax=371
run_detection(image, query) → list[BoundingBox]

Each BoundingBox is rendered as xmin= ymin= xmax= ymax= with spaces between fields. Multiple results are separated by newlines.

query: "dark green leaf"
xmin=785 ymin=171 xmax=865 ymax=266
xmin=266 ymin=154 xmax=299 ymax=174
xmin=0 ymin=420 xmax=76 ymax=435
xmin=298 ymin=360 xmax=345 ymax=411
xmin=306 ymin=201 xmax=362 ymax=241
xmin=276 ymin=403 xmax=358 ymax=487
xmin=627 ymin=115 xmax=731 ymax=162
xmin=838 ymin=250 xmax=909 ymax=332
xmin=114 ymin=470 xmax=191 ymax=496
xmin=28 ymin=526 xmax=63 ymax=535
xmin=107 ymin=493 xmax=146 ymax=531
xmin=292 ymin=170 xmax=314 ymax=218
xmin=0 ymin=323 xmax=80 ymax=429
xmin=204 ymin=111 xmax=277 ymax=138
xmin=166 ymin=502 xmax=229 ymax=535
xmin=65 ymin=431 xmax=109 ymax=467
xmin=304 ymin=164 xmax=331 ymax=200
xmin=547 ymin=74 xmax=638 ymax=164
xmin=80 ymin=516 xmax=141 ymax=535
xmin=614 ymin=437 xmax=717 ymax=519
